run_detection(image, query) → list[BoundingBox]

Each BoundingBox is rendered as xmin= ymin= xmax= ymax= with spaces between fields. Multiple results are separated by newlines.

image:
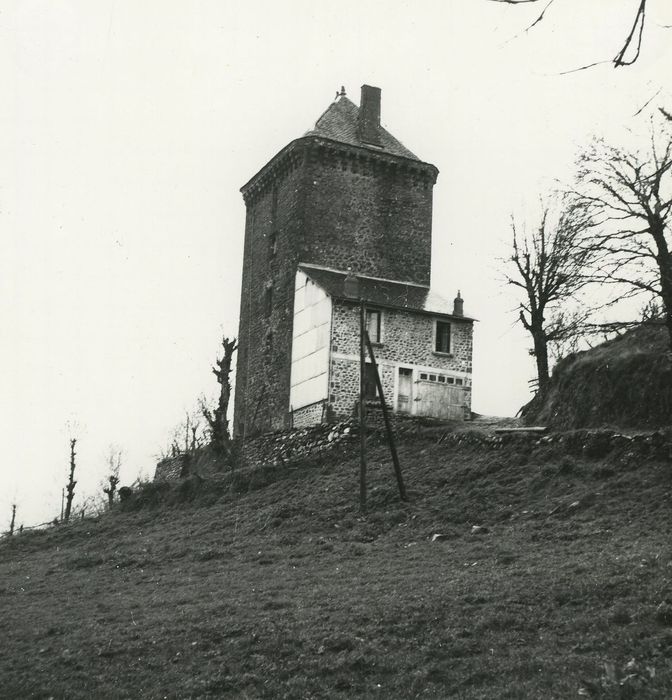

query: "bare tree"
xmin=575 ymin=122 xmax=672 ymax=347
xmin=156 ymin=407 xmax=207 ymax=461
xmin=546 ymin=308 xmax=589 ymax=365
xmin=201 ymin=336 xmax=237 ymax=456
xmin=505 ymin=199 xmax=592 ymax=393
xmin=8 ymin=503 xmax=17 ymax=536
xmin=64 ymin=438 xmax=77 ymax=523
xmin=490 ymin=0 xmax=650 ymax=70
xmin=181 ymin=412 xmax=202 ymax=452
xmin=102 ymin=447 xmax=122 ymax=509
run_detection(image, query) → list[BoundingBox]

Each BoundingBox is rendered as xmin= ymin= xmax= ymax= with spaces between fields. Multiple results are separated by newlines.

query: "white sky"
xmin=2 ymin=0 xmax=671 ymax=527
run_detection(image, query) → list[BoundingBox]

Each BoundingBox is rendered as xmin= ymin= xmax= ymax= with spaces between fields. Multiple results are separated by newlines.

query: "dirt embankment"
xmin=526 ymin=322 xmax=672 ymax=430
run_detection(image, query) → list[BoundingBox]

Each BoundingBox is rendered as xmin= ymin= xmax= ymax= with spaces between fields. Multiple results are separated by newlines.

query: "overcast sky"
xmin=2 ymin=0 xmax=671 ymax=527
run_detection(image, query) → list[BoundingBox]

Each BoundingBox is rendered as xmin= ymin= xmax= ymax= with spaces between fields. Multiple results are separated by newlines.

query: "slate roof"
xmin=299 ymin=264 xmax=475 ymax=322
xmin=304 ymin=95 xmax=420 ymax=161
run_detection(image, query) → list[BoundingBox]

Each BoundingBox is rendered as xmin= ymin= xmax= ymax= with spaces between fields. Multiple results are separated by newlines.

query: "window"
xmin=364 ymin=363 xmax=378 ymax=399
xmin=366 ymin=309 xmax=382 ymax=344
xmin=416 ymin=371 xmax=465 ymax=386
xmin=269 ymin=230 xmax=278 ymax=257
xmin=435 ymin=320 xmax=451 ymax=354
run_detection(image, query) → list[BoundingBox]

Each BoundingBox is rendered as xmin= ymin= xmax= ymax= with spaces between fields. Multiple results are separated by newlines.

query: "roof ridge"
xmin=297 ymin=264 xmax=476 ymax=321
xmin=298 ymin=262 xmax=430 ymax=289
xmin=307 ymin=94 xmax=357 ymax=134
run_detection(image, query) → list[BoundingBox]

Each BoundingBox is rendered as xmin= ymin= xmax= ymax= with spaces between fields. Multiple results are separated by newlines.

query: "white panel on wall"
xmin=289 ymin=270 xmax=332 ymax=412
xmin=290 ymin=371 xmax=329 ymax=410
xmin=291 ymin=346 xmax=330 ymax=386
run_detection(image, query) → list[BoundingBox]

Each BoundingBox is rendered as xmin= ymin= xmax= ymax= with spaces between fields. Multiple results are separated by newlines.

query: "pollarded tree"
xmin=575 ymin=121 xmax=672 ymax=347
xmin=102 ymin=446 xmax=122 ymax=509
xmin=64 ymin=438 xmax=77 ymax=523
xmin=8 ymin=503 xmax=17 ymax=536
xmin=506 ymin=199 xmax=593 ymax=394
xmin=201 ymin=336 xmax=237 ymax=456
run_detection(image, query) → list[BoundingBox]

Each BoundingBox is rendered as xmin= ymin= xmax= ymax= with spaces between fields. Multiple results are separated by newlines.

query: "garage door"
xmin=416 ymin=381 xmax=466 ymax=420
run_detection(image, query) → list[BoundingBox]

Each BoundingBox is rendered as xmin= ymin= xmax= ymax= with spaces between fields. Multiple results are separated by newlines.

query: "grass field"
xmin=2 ymin=431 xmax=672 ymax=698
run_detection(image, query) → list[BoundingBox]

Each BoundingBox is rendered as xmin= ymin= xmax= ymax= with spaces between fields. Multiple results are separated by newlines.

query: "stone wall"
xmin=154 ymin=454 xmax=190 ymax=481
xmin=436 ymin=427 xmax=672 ymax=462
xmin=331 ymin=302 xmax=473 ymax=370
xmin=303 ymin=140 xmax=437 ymax=286
xmin=328 ymin=301 xmax=474 ymax=421
xmin=153 ymin=425 xmax=672 ymax=483
xmin=292 ymin=400 xmax=328 ymax=428
xmin=234 ymin=151 xmax=308 ymax=437
xmin=240 ymin=421 xmax=356 ymax=470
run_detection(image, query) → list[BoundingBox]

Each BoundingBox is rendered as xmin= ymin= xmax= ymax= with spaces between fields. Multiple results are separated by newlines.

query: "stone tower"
xmin=234 ymin=85 xmax=439 ymax=437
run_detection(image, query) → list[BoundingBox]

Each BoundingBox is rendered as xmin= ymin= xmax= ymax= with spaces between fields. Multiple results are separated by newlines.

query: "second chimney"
xmin=358 ymin=84 xmax=382 ymax=146
xmin=453 ymin=290 xmax=464 ymax=317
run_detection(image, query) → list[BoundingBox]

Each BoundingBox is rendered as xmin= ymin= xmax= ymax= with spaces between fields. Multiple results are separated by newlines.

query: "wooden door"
xmin=397 ymin=367 xmax=413 ymax=413
xmin=416 ymin=382 xmax=465 ymax=420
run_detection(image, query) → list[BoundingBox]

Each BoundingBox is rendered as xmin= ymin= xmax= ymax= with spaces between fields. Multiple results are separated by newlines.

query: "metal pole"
xmin=365 ymin=334 xmax=407 ymax=501
xmin=359 ymin=300 xmax=367 ymax=511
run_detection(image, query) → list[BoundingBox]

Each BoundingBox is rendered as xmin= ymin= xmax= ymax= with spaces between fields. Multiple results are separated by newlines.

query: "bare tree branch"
xmin=613 ymin=0 xmax=646 ymax=67
xmin=504 ymin=195 xmax=595 ymax=392
xmin=495 ymin=0 xmax=650 ymax=69
xmin=575 ymin=119 xmax=672 ymax=347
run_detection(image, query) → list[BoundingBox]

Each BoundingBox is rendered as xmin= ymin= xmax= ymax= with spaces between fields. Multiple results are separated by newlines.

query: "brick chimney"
xmin=453 ymin=290 xmax=464 ymax=317
xmin=358 ymin=84 xmax=382 ymax=146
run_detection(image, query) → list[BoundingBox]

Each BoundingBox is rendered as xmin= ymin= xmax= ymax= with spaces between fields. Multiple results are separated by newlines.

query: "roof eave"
xmin=240 ymin=135 xmax=439 ymax=197
xmin=329 ymin=293 xmax=477 ymax=323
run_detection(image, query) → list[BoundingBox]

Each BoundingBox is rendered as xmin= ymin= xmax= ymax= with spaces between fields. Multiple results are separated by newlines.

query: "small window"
xmin=455 ymin=378 xmax=463 ymax=386
xmin=420 ymin=373 xmax=428 ymax=380
xmin=435 ymin=321 xmax=451 ymax=354
xmin=364 ymin=363 xmax=378 ymax=399
xmin=429 ymin=374 xmax=436 ymax=382
xmin=438 ymin=375 xmax=446 ymax=383
xmin=446 ymin=376 xmax=455 ymax=384
xmin=366 ymin=309 xmax=381 ymax=344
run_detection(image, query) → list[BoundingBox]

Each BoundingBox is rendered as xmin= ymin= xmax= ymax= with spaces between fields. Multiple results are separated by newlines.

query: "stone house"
xmin=233 ymin=84 xmax=475 ymax=436
xmin=290 ymin=264 xmax=474 ymax=426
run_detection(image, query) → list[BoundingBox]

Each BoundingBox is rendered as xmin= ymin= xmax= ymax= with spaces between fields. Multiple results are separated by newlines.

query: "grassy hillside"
xmin=528 ymin=323 xmax=672 ymax=430
xmin=2 ymin=431 xmax=672 ymax=699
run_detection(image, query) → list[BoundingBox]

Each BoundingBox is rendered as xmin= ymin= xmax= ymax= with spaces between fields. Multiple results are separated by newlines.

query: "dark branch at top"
xmin=491 ymin=0 xmax=649 ymax=68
